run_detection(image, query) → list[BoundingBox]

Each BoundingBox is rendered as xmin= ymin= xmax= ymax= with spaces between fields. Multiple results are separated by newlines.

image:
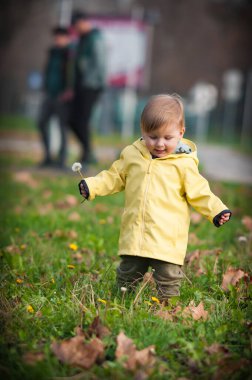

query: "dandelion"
xmin=51 ymin=278 xmax=55 ymax=284
xmin=69 ymin=243 xmax=78 ymax=251
xmin=26 ymin=305 xmax=34 ymax=313
xmin=97 ymin=298 xmax=107 ymax=304
xmin=67 ymin=264 xmax=75 ymax=269
xmin=20 ymin=244 xmax=26 ymax=250
xmin=151 ymin=296 xmax=160 ymax=304
xmin=238 ymin=236 xmax=247 ymax=243
xmin=72 ymin=162 xmax=84 ymax=179
xmin=16 ymin=278 xmax=23 ymax=284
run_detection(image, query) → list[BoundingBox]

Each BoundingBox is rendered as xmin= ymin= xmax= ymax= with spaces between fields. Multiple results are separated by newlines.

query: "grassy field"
xmin=0 ymin=138 xmax=252 ymax=380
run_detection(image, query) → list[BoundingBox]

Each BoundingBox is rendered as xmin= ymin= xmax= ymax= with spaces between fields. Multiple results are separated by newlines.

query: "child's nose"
xmin=156 ymin=139 xmax=164 ymax=147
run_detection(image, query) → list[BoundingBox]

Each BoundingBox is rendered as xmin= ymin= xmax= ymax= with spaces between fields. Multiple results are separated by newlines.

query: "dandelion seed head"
xmin=72 ymin=162 xmax=82 ymax=172
xmin=238 ymin=236 xmax=247 ymax=243
xmin=121 ymin=287 xmax=127 ymax=292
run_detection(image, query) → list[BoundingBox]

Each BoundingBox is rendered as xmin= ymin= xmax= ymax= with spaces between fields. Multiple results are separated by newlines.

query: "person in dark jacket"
xmin=71 ymin=11 xmax=106 ymax=165
xmin=38 ymin=26 xmax=73 ymax=168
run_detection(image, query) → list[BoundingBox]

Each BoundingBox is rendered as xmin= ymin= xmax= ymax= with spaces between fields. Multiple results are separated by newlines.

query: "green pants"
xmin=116 ymin=255 xmax=184 ymax=301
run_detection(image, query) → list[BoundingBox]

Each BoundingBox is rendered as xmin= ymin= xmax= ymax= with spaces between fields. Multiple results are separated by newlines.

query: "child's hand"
xmin=78 ymin=180 xmax=88 ymax=199
xmin=218 ymin=212 xmax=231 ymax=225
xmin=213 ymin=210 xmax=231 ymax=227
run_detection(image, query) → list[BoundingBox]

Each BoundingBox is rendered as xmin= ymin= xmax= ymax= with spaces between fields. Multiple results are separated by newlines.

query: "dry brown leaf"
xmin=13 ymin=171 xmax=39 ymax=188
xmin=55 ymin=195 xmax=78 ymax=209
xmin=154 ymin=309 xmax=173 ymax=321
xmin=183 ymin=301 xmax=208 ymax=321
xmin=38 ymin=203 xmax=53 ymax=215
xmin=51 ymin=336 xmax=104 ymax=369
xmin=72 ymin=252 xmax=84 ymax=263
xmin=221 ymin=267 xmax=247 ymax=291
xmin=205 ymin=343 xmax=229 ymax=356
xmin=242 ymin=215 xmax=252 ymax=232
xmin=115 ymin=332 xmax=155 ymax=371
xmin=4 ymin=245 xmax=20 ymax=254
xmin=213 ymin=357 xmax=250 ymax=380
xmin=190 ymin=212 xmax=202 ymax=224
xmin=22 ymin=351 xmax=45 ymax=365
xmin=68 ymin=212 xmax=81 ymax=222
xmin=86 ymin=316 xmax=111 ymax=339
xmin=94 ymin=203 xmax=109 ymax=212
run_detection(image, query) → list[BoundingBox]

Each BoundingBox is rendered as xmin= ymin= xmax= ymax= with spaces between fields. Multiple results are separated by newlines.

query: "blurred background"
xmin=0 ymin=0 xmax=252 ymax=162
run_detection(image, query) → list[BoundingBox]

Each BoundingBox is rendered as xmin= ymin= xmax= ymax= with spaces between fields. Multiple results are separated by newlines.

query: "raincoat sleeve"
xmin=184 ymin=159 xmax=228 ymax=223
xmin=84 ymin=150 xmax=127 ymax=200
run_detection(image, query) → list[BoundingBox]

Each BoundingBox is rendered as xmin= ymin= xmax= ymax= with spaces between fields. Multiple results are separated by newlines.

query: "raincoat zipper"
xmin=140 ymin=160 xmax=153 ymax=251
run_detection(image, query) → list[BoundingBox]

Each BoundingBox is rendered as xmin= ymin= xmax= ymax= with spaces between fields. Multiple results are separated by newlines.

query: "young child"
xmin=78 ymin=94 xmax=231 ymax=302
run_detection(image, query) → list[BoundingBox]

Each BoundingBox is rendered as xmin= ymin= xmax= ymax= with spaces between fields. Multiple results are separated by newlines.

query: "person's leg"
xmin=116 ymin=255 xmax=149 ymax=291
xmin=73 ymin=88 xmax=101 ymax=163
xmin=37 ymin=97 xmax=53 ymax=165
xmin=150 ymin=259 xmax=184 ymax=302
xmin=56 ymin=100 xmax=70 ymax=167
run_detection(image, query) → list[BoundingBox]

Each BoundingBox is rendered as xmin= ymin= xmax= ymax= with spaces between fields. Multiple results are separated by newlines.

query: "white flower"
xmin=238 ymin=236 xmax=247 ymax=243
xmin=72 ymin=162 xmax=82 ymax=172
xmin=121 ymin=287 xmax=127 ymax=292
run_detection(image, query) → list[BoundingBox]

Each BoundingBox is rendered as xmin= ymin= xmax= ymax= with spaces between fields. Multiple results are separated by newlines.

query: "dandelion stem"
xmin=133 ymin=272 xmax=153 ymax=306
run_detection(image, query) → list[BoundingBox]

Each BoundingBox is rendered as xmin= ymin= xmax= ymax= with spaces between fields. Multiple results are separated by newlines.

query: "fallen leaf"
xmin=22 ymin=351 xmax=45 ymax=365
xmin=51 ymin=336 xmax=104 ymax=369
xmin=115 ymin=332 xmax=155 ymax=371
xmin=221 ymin=267 xmax=247 ymax=291
xmin=13 ymin=171 xmax=38 ymax=188
xmin=42 ymin=190 xmax=52 ymax=199
xmin=205 ymin=343 xmax=229 ymax=356
xmin=55 ymin=195 xmax=78 ymax=209
xmin=86 ymin=316 xmax=110 ymax=339
xmin=72 ymin=252 xmax=84 ymax=263
xmin=68 ymin=212 xmax=81 ymax=221
xmin=183 ymin=301 xmax=208 ymax=321
xmin=4 ymin=245 xmax=20 ymax=254
xmin=38 ymin=203 xmax=53 ymax=215
xmin=242 ymin=216 xmax=252 ymax=231
xmin=94 ymin=203 xmax=109 ymax=212
xmin=155 ymin=309 xmax=173 ymax=321
xmin=213 ymin=357 xmax=250 ymax=380
xmin=190 ymin=212 xmax=202 ymax=224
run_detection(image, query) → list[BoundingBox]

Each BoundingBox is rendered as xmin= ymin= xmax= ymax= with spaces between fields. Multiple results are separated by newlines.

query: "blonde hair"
xmin=140 ymin=94 xmax=185 ymax=132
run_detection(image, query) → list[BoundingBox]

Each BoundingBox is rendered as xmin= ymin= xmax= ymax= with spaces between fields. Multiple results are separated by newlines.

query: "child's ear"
xmin=180 ymin=127 xmax=185 ymax=138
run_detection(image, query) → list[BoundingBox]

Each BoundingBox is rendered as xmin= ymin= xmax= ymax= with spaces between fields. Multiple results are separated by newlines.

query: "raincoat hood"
xmin=133 ymin=137 xmax=198 ymax=163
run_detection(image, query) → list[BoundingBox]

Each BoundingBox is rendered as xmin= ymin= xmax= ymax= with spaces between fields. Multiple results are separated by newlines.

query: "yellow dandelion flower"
xmin=67 ymin=264 xmax=75 ymax=269
xmin=69 ymin=243 xmax=78 ymax=251
xmin=151 ymin=296 xmax=160 ymax=304
xmin=16 ymin=278 xmax=23 ymax=284
xmin=26 ymin=305 xmax=34 ymax=313
xmin=51 ymin=278 xmax=55 ymax=284
xmin=20 ymin=244 xmax=26 ymax=250
xmin=99 ymin=219 xmax=106 ymax=225
xmin=97 ymin=298 xmax=107 ymax=304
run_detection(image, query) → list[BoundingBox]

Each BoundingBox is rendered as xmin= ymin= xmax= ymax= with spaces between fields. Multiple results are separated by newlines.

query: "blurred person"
xmin=71 ymin=11 xmax=106 ymax=166
xmin=38 ymin=26 xmax=73 ymax=169
xmin=77 ymin=94 xmax=231 ymax=303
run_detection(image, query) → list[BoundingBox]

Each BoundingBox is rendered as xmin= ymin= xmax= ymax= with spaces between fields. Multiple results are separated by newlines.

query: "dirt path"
xmin=0 ymin=134 xmax=251 ymax=184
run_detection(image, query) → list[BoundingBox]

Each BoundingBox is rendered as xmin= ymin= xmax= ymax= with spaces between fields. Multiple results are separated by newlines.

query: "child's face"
xmin=142 ymin=123 xmax=185 ymax=158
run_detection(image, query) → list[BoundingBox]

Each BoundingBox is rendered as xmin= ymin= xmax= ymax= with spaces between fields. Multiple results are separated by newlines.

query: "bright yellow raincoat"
xmin=84 ymin=138 xmax=227 ymax=265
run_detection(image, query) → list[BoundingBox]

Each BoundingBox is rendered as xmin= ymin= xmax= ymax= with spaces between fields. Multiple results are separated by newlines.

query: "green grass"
xmin=0 ymin=149 xmax=252 ymax=380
